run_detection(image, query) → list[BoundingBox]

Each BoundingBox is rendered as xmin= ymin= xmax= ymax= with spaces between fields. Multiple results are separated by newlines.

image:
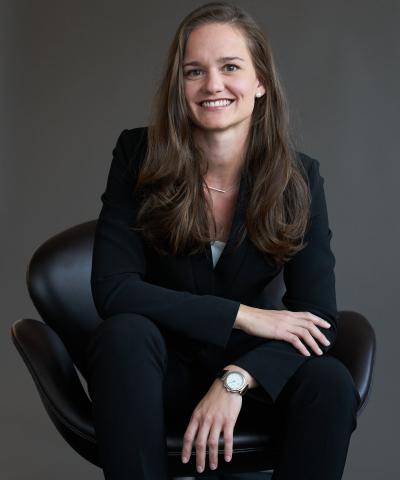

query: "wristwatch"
xmin=217 ymin=368 xmax=249 ymax=396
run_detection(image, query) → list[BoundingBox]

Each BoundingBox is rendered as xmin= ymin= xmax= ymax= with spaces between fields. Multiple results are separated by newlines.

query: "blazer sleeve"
xmin=231 ymin=156 xmax=338 ymax=402
xmin=91 ymin=128 xmax=241 ymax=348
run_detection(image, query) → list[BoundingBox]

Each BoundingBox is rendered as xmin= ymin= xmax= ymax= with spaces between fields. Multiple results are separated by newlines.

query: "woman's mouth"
xmin=198 ymin=99 xmax=235 ymax=110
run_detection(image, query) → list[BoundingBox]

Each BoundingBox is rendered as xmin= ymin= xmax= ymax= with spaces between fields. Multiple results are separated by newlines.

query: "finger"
xmin=291 ymin=326 xmax=323 ymax=356
xmin=195 ymin=417 xmax=211 ymax=473
xmin=181 ymin=417 xmax=199 ymax=464
xmin=223 ymin=420 xmax=234 ymax=463
xmin=305 ymin=321 xmax=331 ymax=347
xmin=285 ymin=332 xmax=311 ymax=356
xmin=208 ymin=422 xmax=222 ymax=471
xmin=300 ymin=311 xmax=331 ymax=329
xmin=294 ymin=319 xmax=331 ymax=348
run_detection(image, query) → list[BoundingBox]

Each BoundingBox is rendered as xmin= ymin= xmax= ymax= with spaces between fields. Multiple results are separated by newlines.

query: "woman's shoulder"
xmin=117 ymin=126 xmax=148 ymax=167
xmin=294 ymin=150 xmax=321 ymax=175
xmin=122 ymin=125 xmax=148 ymax=144
xmin=293 ymin=150 xmax=325 ymax=192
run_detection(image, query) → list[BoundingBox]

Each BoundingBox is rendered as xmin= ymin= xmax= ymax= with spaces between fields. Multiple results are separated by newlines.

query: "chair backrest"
xmin=27 ymin=221 xmax=101 ymax=378
xmin=27 ymin=220 xmax=287 ymax=378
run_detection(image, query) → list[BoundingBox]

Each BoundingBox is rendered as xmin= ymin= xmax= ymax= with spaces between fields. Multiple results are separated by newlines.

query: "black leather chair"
xmin=11 ymin=221 xmax=376 ymax=478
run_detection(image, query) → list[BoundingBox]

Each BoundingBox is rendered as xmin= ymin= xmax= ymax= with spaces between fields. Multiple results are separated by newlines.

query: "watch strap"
xmin=217 ymin=368 xmax=229 ymax=379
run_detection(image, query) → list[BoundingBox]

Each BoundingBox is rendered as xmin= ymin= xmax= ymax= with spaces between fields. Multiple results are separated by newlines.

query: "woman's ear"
xmin=256 ymin=81 xmax=266 ymax=97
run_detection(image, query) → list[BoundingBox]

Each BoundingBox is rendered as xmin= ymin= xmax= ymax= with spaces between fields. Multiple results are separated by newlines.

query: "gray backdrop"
xmin=2 ymin=0 xmax=398 ymax=478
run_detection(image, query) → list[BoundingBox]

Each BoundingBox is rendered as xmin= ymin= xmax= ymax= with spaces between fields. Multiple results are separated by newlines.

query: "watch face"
xmin=226 ymin=372 xmax=245 ymax=391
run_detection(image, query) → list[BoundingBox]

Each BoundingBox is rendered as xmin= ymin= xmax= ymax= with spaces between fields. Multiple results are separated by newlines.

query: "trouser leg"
xmin=271 ymin=355 xmax=361 ymax=480
xmin=85 ymin=313 xmax=171 ymax=480
xmin=85 ymin=312 xmax=216 ymax=480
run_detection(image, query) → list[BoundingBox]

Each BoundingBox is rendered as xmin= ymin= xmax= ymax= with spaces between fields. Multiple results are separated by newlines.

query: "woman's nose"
xmin=203 ymin=69 xmax=224 ymax=94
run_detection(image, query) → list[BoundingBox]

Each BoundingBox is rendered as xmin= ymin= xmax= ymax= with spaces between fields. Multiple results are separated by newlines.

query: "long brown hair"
xmin=133 ymin=1 xmax=311 ymax=266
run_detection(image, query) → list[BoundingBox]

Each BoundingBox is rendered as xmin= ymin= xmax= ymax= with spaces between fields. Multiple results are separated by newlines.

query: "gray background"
xmin=2 ymin=0 xmax=397 ymax=478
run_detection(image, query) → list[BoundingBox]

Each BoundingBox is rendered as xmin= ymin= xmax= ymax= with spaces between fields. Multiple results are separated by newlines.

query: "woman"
xmin=87 ymin=2 xmax=361 ymax=479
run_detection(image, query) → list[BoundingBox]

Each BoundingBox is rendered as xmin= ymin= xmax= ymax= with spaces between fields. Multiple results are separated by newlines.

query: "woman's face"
xmin=183 ymin=22 xmax=265 ymax=135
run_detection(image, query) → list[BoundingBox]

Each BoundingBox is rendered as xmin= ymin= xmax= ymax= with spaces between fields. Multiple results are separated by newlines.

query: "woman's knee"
xmin=86 ymin=313 xmax=168 ymax=366
xmin=288 ymin=355 xmax=360 ymax=410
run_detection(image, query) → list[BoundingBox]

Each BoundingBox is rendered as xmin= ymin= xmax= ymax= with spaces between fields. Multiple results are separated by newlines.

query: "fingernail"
xmin=210 ymin=464 xmax=217 ymax=470
xmin=197 ymin=465 xmax=204 ymax=473
xmin=182 ymin=456 xmax=188 ymax=463
xmin=225 ymin=455 xmax=231 ymax=462
xmin=325 ymin=339 xmax=331 ymax=345
xmin=318 ymin=348 xmax=323 ymax=355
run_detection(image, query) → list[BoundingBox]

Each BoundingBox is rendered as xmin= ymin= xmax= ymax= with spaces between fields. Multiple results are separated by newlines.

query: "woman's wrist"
xmin=223 ymin=364 xmax=259 ymax=390
xmin=233 ymin=304 xmax=257 ymax=334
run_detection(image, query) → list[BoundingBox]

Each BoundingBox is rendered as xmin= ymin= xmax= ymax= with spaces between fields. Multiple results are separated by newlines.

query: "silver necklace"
xmin=203 ymin=180 xmax=239 ymax=193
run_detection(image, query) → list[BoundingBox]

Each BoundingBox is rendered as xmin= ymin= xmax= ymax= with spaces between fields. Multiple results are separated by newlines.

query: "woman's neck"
xmin=193 ymin=127 xmax=249 ymax=187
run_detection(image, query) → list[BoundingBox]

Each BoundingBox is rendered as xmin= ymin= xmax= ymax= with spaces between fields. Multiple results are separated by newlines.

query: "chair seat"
xmin=166 ymin=420 xmax=276 ymax=476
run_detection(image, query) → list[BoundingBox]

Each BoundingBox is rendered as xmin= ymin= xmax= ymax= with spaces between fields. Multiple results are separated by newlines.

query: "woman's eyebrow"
xmin=183 ymin=56 xmax=245 ymax=67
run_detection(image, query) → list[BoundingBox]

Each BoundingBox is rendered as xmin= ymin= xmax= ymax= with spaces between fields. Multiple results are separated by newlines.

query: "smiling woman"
xmin=183 ymin=24 xmax=265 ymax=137
xmin=87 ymin=2 xmax=360 ymax=480
xmin=136 ymin=2 xmax=311 ymax=263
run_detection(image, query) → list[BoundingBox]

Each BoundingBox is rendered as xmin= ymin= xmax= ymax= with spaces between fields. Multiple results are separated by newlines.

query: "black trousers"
xmin=85 ymin=313 xmax=360 ymax=480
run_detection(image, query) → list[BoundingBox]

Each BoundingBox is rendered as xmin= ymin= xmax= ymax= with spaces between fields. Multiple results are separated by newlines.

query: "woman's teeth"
xmin=201 ymin=99 xmax=234 ymax=107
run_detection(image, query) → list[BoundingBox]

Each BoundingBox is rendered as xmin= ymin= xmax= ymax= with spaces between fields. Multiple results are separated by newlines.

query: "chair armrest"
xmin=11 ymin=318 xmax=95 ymax=442
xmin=329 ymin=310 xmax=376 ymax=415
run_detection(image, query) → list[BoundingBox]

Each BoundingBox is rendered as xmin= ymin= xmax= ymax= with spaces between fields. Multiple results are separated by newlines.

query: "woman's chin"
xmin=192 ymin=118 xmax=234 ymax=131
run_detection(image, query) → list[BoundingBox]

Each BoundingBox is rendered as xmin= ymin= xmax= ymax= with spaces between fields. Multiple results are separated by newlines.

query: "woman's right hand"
xmin=234 ymin=304 xmax=332 ymax=357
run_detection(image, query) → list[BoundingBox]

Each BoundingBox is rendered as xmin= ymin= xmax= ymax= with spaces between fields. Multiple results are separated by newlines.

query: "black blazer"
xmin=91 ymin=127 xmax=338 ymax=403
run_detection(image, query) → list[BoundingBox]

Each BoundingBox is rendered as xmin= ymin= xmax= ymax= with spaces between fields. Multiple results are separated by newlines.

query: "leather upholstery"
xmin=10 ymin=220 xmax=376 ymax=476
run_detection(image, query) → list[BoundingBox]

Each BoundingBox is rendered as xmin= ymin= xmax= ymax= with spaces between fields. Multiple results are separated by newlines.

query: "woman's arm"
xmin=225 ymin=155 xmax=338 ymax=402
xmin=280 ymin=155 xmax=338 ymax=347
xmin=91 ymin=128 xmax=241 ymax=348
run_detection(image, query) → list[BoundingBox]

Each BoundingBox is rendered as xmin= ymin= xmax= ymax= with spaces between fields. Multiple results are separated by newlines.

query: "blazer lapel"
xmin=213 ymin=171 xmax=250 ymax=296
xmin=189 ymin=244 xmax=215 ymax=295
xmin=190 ymin=171 xmax=250 ymax=297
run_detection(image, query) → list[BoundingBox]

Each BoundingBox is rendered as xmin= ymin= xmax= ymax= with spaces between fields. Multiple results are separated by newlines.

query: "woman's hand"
xmin=181 ymin=378 xmax=242 ymax=474
xmin=235 ymin=304 xmax=332 ymax=356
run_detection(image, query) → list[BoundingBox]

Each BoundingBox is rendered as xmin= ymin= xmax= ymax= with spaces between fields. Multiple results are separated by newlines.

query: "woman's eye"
xmin=224 ymin=64 xmax=239 ymax=72
xmin=184 ymin=69 xmax=203 ymax=77
xmin=183 ymin=64 xmax=239 ymax=78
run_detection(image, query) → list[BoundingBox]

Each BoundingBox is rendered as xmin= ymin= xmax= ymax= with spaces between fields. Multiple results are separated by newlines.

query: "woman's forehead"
xmin=184 ymin=23 xmax=250 ymax=61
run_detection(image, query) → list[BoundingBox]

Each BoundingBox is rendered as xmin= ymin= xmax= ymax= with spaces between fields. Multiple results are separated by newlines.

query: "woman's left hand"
xmin=181 ymin=378 xmax=242 ymax=473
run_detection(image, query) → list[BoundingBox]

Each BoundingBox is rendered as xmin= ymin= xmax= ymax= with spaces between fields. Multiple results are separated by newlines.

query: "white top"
xmin=210 ymin=240 xmax=226 ymax=268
